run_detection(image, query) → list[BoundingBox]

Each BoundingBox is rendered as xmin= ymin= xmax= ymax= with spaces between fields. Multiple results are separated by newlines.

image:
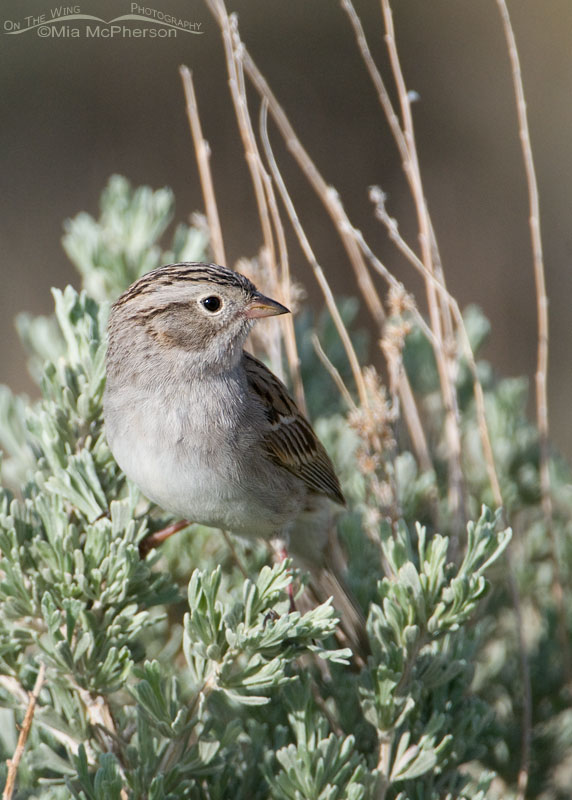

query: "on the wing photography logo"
xmin=3 ymin=3 xmax=203 ymax=38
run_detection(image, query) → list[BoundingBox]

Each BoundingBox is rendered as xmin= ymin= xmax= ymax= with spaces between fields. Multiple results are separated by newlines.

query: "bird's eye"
xmin=201 ymin=296 xmax=222 ymax=313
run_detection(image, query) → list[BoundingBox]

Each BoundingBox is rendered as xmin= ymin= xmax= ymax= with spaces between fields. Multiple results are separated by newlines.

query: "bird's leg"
xmin=271 ymin=537 xmax=297 ymax=614
xmin=139 ymin=520 xmax=191 ymax=558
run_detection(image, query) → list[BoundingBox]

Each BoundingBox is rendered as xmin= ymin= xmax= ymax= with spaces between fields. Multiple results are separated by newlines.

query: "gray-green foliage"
xmin=0 ymin=177 xmax=562 ymax=799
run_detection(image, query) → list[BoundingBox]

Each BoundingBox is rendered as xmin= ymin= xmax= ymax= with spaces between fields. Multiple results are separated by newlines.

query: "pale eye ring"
xmin=201 ymin=295 xmax=222 ymax=313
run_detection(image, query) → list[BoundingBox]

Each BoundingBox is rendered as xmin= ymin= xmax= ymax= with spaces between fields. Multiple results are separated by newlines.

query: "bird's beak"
xmin=245 ymin=293 xmax=290 ymax=319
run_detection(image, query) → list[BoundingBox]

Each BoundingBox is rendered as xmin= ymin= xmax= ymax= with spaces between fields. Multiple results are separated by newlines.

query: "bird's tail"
xmin=306 ymin=525 xmax=369 ymax=661
xmin=284 ymin=505 xmax=369 ymax=660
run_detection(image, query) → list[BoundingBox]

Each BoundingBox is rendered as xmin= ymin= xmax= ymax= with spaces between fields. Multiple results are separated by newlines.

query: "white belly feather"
xmin=104 ymin=379 xmax=303 ymax=538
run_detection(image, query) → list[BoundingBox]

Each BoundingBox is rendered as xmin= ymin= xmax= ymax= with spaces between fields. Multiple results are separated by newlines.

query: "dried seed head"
xmin=348 ymin=367 xmax=396 ymax=455
xmin=387 ymin=284 xmax=415 ymax=318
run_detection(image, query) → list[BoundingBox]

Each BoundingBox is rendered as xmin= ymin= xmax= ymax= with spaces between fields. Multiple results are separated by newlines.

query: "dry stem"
xmin=259 ymin=101 xmax=369 ymax=408
xmin=380 ymin=0 xmax=465 ymax=536
xmin=220 ymin=528 xmax=249 ymax=578
xmin=3 ymin=663 xmax=45 ymax=800
xmin=239 ymin=36 xmax=387 ymax=328
xmin=342 ymin=0 xmax=454 ymax=340
xmin=212 ymin=2 xmax=316 ymax=397
xmin=343 ymin=0 xmax=463 ymax=520
xmin=370 ymin=198 xmax=503 ymax=504
xmin=208 ymin=1 xmax=288 ymax=382
xmin=215 ymin=6 xmax=276 ymax=273
xmin=494 ymin=0 xmax=569 ymax=692
xmin=258 ymin=107 xmax=307 ymax=411
xmin=495 ymin=1 xmax=565 ymax=793
xmin=179 ymin=66 xmax=227 ymax=267
xmin=341 ymin=0 xmax=409 ymax=173
xmin=311 ymin=332 xmax=356 ymax=411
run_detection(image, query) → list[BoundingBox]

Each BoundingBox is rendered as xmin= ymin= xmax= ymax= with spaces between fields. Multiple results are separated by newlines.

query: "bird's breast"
xmin=103 ymin=375 xmax=303 ymax=537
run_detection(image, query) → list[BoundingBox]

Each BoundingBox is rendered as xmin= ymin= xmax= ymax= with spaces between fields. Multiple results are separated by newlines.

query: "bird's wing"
xmin=243 ymin=352 xmax=345 ymax=505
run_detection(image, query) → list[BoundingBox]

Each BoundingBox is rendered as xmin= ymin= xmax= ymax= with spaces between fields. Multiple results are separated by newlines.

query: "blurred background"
xmin=1 ymin=0 xmax=571 ymax=457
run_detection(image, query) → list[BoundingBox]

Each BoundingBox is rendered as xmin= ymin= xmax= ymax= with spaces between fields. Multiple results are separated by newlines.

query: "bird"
xmin=104 ymin=262 xmax=364 ymax=650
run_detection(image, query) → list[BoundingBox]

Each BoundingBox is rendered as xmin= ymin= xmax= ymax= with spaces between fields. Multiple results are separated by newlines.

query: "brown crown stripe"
xmin=113 ymin=262 xmax=256 ymax=308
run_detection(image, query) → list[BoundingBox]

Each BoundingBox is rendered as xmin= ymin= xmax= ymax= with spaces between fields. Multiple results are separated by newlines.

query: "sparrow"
xmin=104 ymin=262 xmax=364 ymax=649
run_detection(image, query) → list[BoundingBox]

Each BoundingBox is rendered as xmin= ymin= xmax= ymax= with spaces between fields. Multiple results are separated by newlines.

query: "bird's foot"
xmin=139 ymin=519 xmax=191 ymax=559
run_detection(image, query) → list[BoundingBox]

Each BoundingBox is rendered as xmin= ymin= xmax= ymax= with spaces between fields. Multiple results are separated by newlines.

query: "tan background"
xmin=1 ymin=1 xmax=571 ymax=456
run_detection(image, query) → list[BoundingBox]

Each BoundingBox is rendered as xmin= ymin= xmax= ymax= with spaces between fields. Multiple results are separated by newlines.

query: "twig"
xmin=243 ymin=66 xmax=385 ymax=325
xmin=342 ymin=0 xmax=454 ymax=345
xmin=494 ymin=0 xmax=569 ymax=687
xmin=342 ymin=0 xmax=457 ymax=477
xmin=206 ymin=0 xmax=424 ymax=412
xmin=380 ymin=0 xmax=465 ymax=538
xmin=258 ymin=105 xmax=306 ymax=412
xmin=395 ymin=369 xmax=432 ymax=473
xmin=376 ymin=738 xmax=391 ymax=800
xmin=182 ymin=3 xmax=303 ymax=406
xmin=74 ymin=680 xmax=127 ymax=775
xmin=341 ymin=0 xmax=409 ymax=169
xmin=218 ymin=6 xmax=288 ymax=380
xmin=215 ymin=4 xmax=276 ymax=274
xmin=369 ymin=198 xmax=502 ymax=503
xmin=220 ymin=528 xmax=249 ymax=578
xmin=3 ymin=663 xmax=46 ymax=800
xmin=0 ymin=676 xmax=89 ymax=758
xmin=311 ymin=333 xmax=356 ymax=411
xmin=495 ymin=2 xmax=565 ymax=793
xmin=179 ymin=66 xmax=227 ymax=267
xmin=307 ymin=674 xmax=344 ymax=737
xmin=258 ymin=96 xmax=369 ymax=408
